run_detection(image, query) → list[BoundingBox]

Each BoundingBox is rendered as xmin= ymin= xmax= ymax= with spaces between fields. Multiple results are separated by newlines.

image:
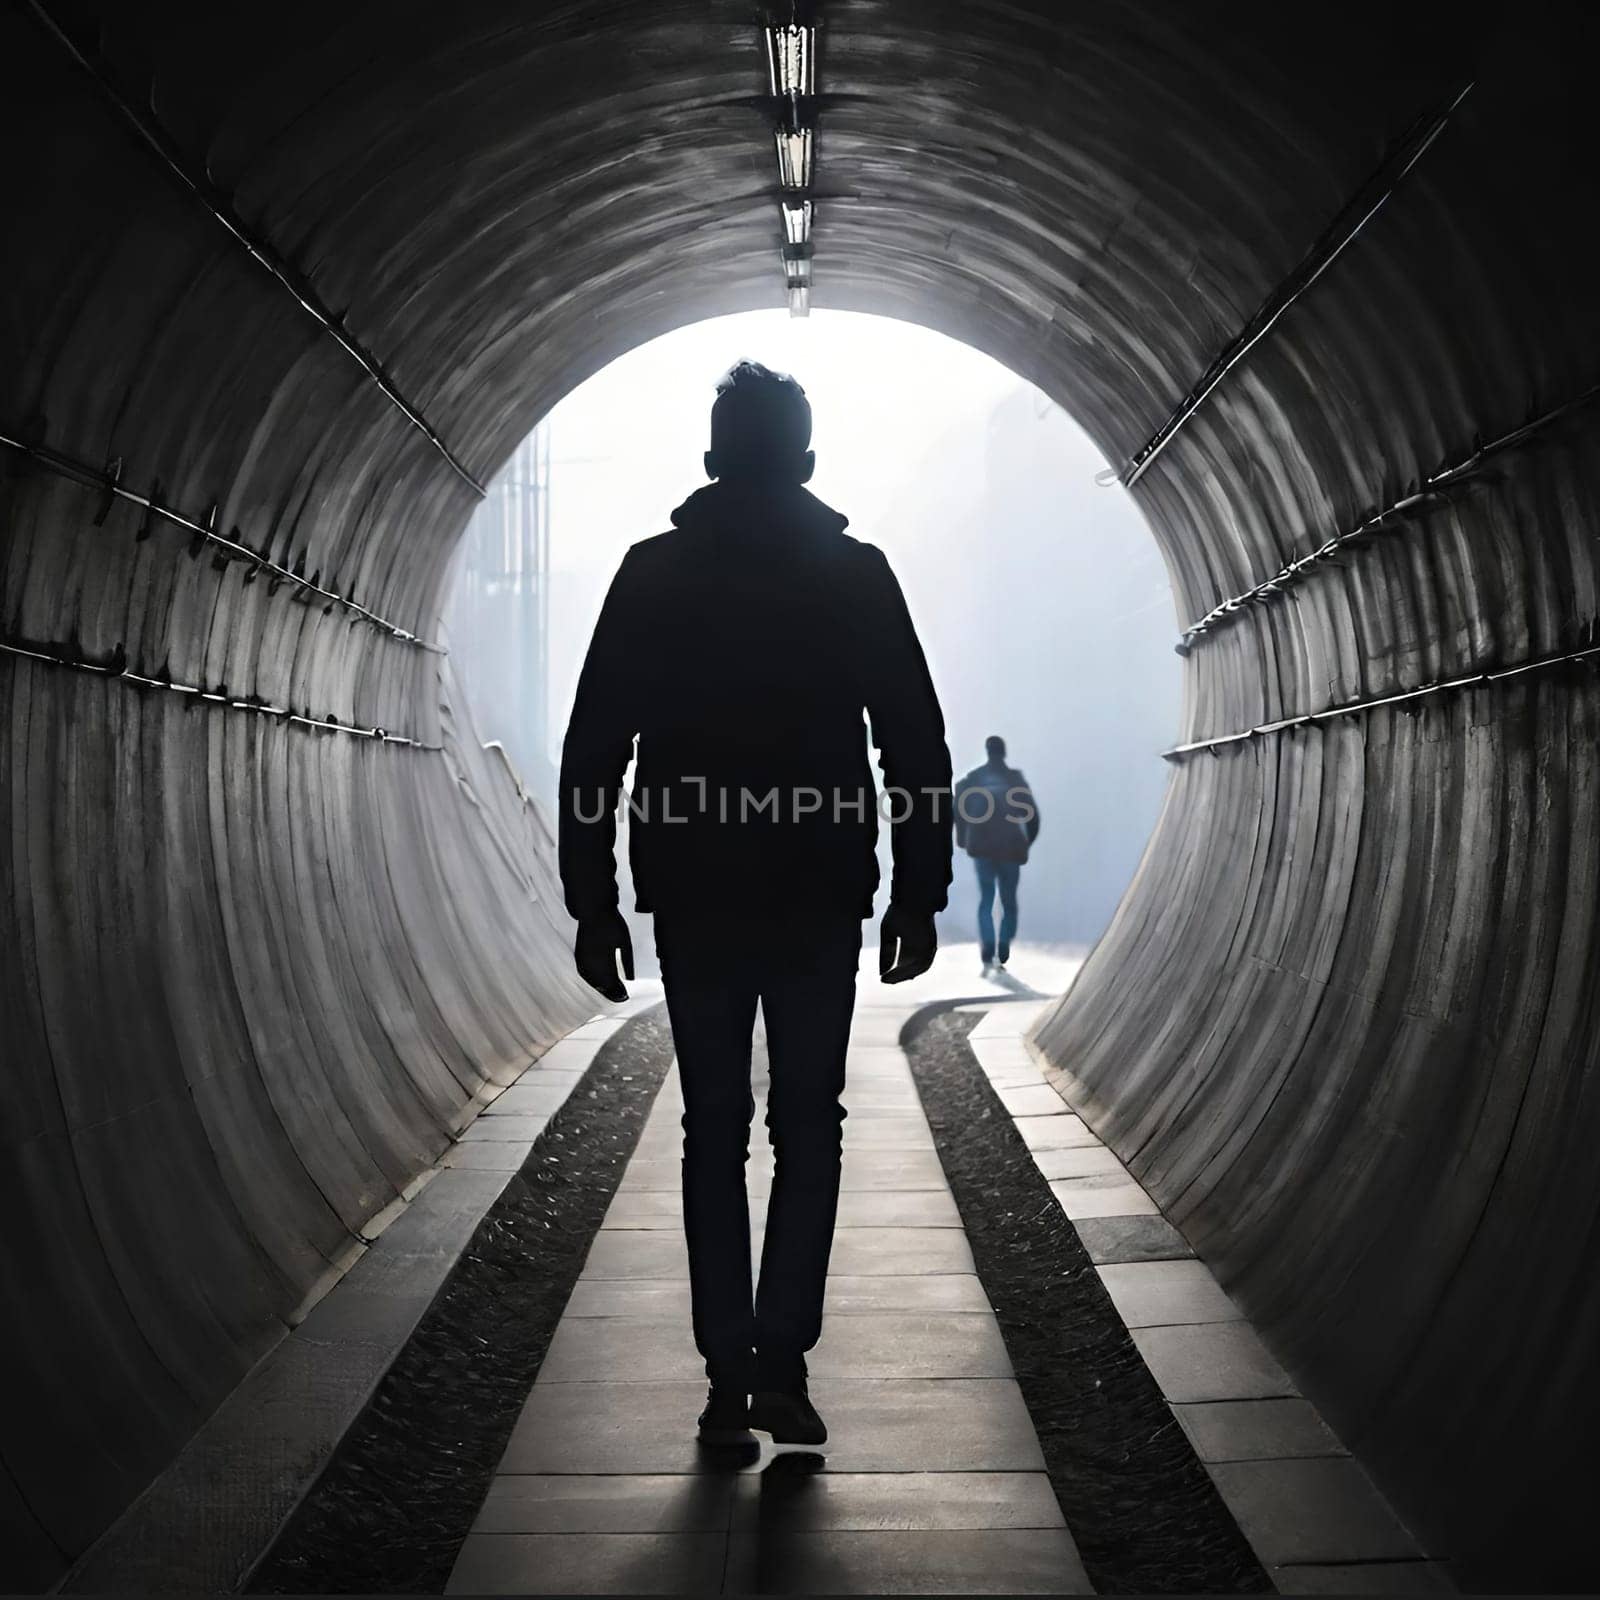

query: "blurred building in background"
xmin=442 ymin=422 xmax=555 ymax=800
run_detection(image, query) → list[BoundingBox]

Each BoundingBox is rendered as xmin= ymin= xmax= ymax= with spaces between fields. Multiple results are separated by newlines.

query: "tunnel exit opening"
xmin=441 ymin=308 xmax=1181 ymax=959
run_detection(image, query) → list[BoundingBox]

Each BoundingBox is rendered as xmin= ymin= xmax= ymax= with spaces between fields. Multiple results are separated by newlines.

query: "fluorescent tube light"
xmin=774 ymin=128 xmax=813 ymax=190
xmin=764 ymin=25 xmax=815 ymax=98
xmin=782 ymin=200 xmax=812 ymax=247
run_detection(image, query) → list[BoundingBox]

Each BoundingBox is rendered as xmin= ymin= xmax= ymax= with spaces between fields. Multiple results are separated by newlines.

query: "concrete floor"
xmin=445 ymin=947 xmax=1092 ymax=1596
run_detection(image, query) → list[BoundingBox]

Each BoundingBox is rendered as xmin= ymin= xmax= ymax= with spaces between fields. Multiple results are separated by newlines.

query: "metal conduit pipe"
xmin=3 ymin=3 xmax=1598 ymax=1591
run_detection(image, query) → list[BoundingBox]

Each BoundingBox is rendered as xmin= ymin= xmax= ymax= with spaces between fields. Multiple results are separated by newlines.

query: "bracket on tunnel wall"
xmin=1172 ymin=379 xmax=1600 ymax=655
xmin=0 ymin=430 xmax=444 ymax=652
xmin=1161 ymin=637 xmax=1600 ymax=762
xmin=0 ymin=634 xmax=442 ymax=750
xmin=1121 ymin=80 xmax=1474 ymax=490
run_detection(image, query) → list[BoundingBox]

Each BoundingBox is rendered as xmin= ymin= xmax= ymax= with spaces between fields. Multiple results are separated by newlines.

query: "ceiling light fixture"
xmin=782 ymin=199 xmax=812 ymax=247
xmin=774 ymin=128 xmax=813 ymax=192
xmin=764 ymin=24 xmax=815 ymax=100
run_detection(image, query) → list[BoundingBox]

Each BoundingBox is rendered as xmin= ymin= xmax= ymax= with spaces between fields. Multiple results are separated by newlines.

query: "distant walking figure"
xmin=559 ymin=360 xmax=953 ymax=1448
xmin=955 ymin=736 xmax=1040 ymax=971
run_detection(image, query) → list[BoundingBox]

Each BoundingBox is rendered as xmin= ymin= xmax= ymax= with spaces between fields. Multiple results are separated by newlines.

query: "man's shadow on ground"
xmin=607 ymin=1445 xmax=825 ymax=1591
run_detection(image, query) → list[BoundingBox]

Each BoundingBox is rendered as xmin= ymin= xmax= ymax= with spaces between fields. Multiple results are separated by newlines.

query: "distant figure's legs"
xmin=754 ymin=914 xmax=861 ymax=1382
xmin=974 ymin=857 xmax=999 ymax=964
xmin=996 ymin=862 xmax=1021 ymax=963
xmin=655 ymin=918 xmax=760 ymax=1386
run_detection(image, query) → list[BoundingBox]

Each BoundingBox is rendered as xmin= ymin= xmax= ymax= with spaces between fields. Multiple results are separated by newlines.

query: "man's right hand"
xmin=575 ymin=910 xmax=634 ymax=1002
xmin=879 ymin=904 xmax=937 ymax=984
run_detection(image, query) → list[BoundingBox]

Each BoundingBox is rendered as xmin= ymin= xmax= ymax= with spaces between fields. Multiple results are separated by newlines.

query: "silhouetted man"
xmin=955 ymin=735 xmax=1039 ymax=971
xmin=558 ymin=361 xmax=952 ymax=1447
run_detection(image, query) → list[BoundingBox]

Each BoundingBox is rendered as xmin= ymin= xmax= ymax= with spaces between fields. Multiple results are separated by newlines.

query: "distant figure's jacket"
xmin=955 ymin=760 xmax=1040 ymax=865
xmin=558 ymin=478 xmax=953 ymax=921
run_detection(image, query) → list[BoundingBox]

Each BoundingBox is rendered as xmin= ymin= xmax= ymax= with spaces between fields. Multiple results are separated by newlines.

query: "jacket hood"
xmin=670 ymin=478 xmax=848 ymax=538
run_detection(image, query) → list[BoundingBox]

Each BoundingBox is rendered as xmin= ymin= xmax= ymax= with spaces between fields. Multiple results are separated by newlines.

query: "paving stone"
xmin=460 ymin=1114 xmax=552 ymax=1142
xmin=472 ymin=1473 xmax=735 ymax=1533
xmin=484 ymin=1082 xmax=575 ymax=1117
xmin=998 ymin=1084 xmax=1070 ymax=1118
xmin=1097 ymin=1260 xmax=1241 ymax=1327
xmin=841 ymin=1082 xmax=925 ymax=1111
xmin=840 ymin=1115 xmax=936 ymax=1148
xmin=442 ymin=1140 xmax=534 ymax=1170
xmin=969 ymin=1036 xmax=1038 ymax=1072
xmin=802 ymin=1379 xmax=1049 ymax=1472
xmin=1072 ymin=1214 xmax=1195 ymax=1264
xmin=837 ymin=1150 xmax=950 ymax=1189
xmin=561 ymin=1279 xmax=695 ymax=1319
xmin=446 ymin=1531 xmax=727 ymax=1594
xmin=847 ymin=1015 xmax=911 ymax=1045
xmin=1014 ymin=1114 xmax=1101 ymax=1151
xmin=828 ymin=1227 xmax=976 ymax=1276
xmin=1031 ymin=1143 xmax=1127 ymax=1180
xmin=500 ymin=1381 xmax=752 ymax=1474
xmin=1173 ymin=1399 xmax=1346 ymax=1463
xmin=811 ymin=1313 xmax=1013 ymax=1378
xmin=582 ymin=1230 xmax=691 ymax=1279
xmin=1048 ymin=1178 xmax=1159 ymax=1218
xmin=1132 ymin=1323 xmax=1297 ymax=1403
xmin=822 ymin=1274 xmax=993 ymax=1314
xmin=836 ymin=1189 xmax=961 ymax=1228
xmin=1270 ymin=1559 xmax=1454 ymax=1593
xmin=628 ymin=1131 xmax=686 ymax=1161
xmin=537 ymin=1317 xmax=703 ymax=1381
xmin=566 ymin=1016 xmax=629 ymax=1041
xmin=985 ymin=1064 xmax=1051 ymax=1089
xmin=968 ymin=1001 xmax=1052 ymax=1038
xmin=725 ymin=1527 xmax=1091 ymax=1594
xmin=1209 ymin=1458 xmax=1422 ymax=1565
xmin=601 ymin=1190 xmax=685 ymax=1229
xmin=533 ymin=1037 xmax=613 ymax=1074
xmin=729 ymin=1469 xmax=1063 ymax=1530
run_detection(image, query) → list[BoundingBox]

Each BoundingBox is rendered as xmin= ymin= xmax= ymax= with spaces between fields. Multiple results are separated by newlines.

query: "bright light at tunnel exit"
xmin=445 ymin=309 xmax=1180 ymax=947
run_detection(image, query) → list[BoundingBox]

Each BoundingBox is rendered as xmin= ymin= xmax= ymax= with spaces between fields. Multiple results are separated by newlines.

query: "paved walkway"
xmin=446 ymin=950 xmax=1091 ymax=1595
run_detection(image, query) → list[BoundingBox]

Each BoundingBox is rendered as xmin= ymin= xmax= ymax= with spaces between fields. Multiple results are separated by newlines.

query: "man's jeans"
xmin=655 ymin=911 xmax=862 ymax=1386
xmin=975 ymin=858 xmax=1021 ymax=962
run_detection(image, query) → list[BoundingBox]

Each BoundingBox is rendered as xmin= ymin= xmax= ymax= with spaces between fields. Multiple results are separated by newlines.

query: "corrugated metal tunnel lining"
xmin=3 ymin=0 xmax=1596 ymax=1589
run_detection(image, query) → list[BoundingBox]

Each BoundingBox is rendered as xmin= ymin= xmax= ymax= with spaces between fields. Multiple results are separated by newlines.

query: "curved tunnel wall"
xmin=2 ymin=1 xmax=1596 ymax=1589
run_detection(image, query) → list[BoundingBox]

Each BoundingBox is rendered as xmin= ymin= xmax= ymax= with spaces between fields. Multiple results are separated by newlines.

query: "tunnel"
xmin=3 ymin=1 xmax=1598 ymax=1591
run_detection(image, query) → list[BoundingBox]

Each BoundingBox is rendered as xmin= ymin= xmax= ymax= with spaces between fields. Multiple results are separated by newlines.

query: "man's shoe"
xmin=697 ymin=1385 xmax=752 ymax=1444
xmin=748 ymin=1384 xmax=828 ymax=1446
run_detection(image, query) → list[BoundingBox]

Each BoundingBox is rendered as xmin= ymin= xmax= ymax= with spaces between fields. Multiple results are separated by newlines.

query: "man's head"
xmin=985 ymin=735 xmax=1007 ymax=763
xmin=705 ymin=359 xmax=815 ymax=484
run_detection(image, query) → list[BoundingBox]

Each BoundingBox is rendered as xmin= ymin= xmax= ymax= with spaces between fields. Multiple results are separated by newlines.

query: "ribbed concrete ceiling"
xmin=3 ymin=1 xmax=1598 ymax=1591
